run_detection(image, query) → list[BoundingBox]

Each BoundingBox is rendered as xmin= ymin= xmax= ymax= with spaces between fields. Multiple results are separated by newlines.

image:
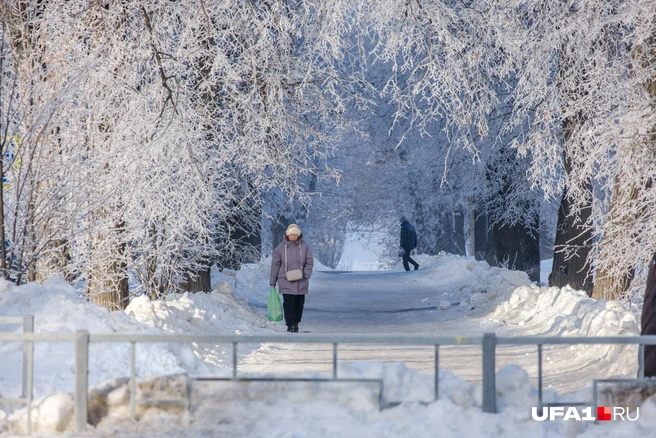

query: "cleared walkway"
xmin=241 ymin=270 xmax=636 ymax=396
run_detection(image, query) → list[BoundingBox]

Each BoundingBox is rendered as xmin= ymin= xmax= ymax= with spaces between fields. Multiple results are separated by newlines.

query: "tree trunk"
xmin=87 ymin=268 xmax=129 ymax=310
xmin=466 ymin=204 xmax=475 ymax=257
xmin=434 ymin=210 xmax=466 ymax=256
xmin=271 ymin=217 xmax=290 ymax=255
xmin=591 ymin=34 xmax=656 ymax=300
xmin=216 ymin=184 xmax=262 ymax=271
xmin=36 ymin=239 xmax=73 ymax=283
xmin=87 ymin=271 xmax=129 ymax=311
xmin=0 ymin=159 xmax=6 ymax=277
xmin=592 ymin=268 xmax=634 ymax=301
xmin=86 ymin=222 xmax=129 ymax=311
xmin=549 ymin=188 xmax=593 ymax=295
xmin=549 ymin=120 xmax=593 ymax=295
xmin=436 ymin=211 xmax=455 ymax=254
xmin=180 ymin=266 xmax=212 ymax=293
xmin=486 ymin=218 xmax=540 ymax=283
xmin=474 ymin=209 xmax=488 ymax=262
xmin=591 ymin=177 xmax=640 ymax=300
xmin=484 ymin=143 xmax=540 ymax=282
xmin=453 ymin=210 xmax=466 ymax=256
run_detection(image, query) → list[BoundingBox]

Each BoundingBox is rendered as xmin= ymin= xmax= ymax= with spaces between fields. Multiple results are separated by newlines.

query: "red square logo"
xmin=597 ymin=406 xmax=612 ymax=421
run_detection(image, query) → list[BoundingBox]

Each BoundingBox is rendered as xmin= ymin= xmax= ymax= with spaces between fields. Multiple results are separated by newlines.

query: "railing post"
xmin=639 ymin=344 xmax=645 ymax=378
xmin=332 ymin=343 xmax=338 ymax=379
xmin=130 ymin=342 xmax=136 ymax=422
xmin=538 ymin=344 xmax=543 ymax=406
xmin=22 ymin=315 xmax=34 ymax=399
xmin=75 ymin=330 xmax=89 ymax=433
xmin=482 ymin=332 xmax=496 ymax=413
xmin=232 ymin=342 xmax=238 ymax=379
xmin=592 ymin=380 xmax=599 ymax=424
xmin=23 ymin=315 xmax=34 ymax=435
xmin=434 ymin=344 xmax=440 ymax=401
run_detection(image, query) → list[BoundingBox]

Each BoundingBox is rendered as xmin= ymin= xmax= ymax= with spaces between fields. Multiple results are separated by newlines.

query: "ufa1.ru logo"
xmin=531 ymin=406 xmax=639 ymax=421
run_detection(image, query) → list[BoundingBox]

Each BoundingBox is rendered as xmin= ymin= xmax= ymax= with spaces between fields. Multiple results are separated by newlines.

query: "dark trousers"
xmin=282 ymin=294 xmax=305 ymax=327
xmin=402 ymin=252 xmax=419 ymax=271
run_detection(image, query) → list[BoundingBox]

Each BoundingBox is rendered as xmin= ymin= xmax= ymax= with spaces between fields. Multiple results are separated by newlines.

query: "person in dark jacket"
xmin=641 ymin=251 xmax=656 ymax=376
xmin=269 ymin=224 xmax=314 ymax=333
xmin=399 ymin=216 xmax=419 ymax=271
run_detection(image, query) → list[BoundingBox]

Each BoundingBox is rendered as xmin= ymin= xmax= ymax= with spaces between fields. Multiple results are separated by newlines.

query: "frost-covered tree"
xmin=366 ymin=0 xmax=656 ymax=298
xmin=326 ymin=3 xmax=543 ymax=278
xmin=0 ymin=2 xmax=94 ymax=285
xmin=1 ymin=0 xmax=368 ymax=309
xmin=6 ymin=0 xmax=656 ymax=307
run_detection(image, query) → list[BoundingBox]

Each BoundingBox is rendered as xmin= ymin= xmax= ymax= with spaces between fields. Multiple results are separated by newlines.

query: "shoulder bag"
xmin=285 ymin=242 xmax=303 ymax=282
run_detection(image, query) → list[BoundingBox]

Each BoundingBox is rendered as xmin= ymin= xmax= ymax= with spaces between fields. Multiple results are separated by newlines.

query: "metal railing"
xmin=494 ymin=335 xmax=651 ymax=413
xmin=2 ymin=322 xmax=656 ymax=435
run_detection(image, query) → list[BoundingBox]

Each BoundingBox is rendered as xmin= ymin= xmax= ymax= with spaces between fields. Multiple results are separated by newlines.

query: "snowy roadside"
xmin=0 ymin=253 xmax=651 ymax=437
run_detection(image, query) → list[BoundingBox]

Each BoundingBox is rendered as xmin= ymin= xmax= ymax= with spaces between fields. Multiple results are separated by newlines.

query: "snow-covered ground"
xmin=0 ymin=252 xmax=653 ymax=437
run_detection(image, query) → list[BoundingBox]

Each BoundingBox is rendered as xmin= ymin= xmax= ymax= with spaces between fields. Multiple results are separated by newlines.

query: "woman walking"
xmin=269 ymin=224 xmax=314 ymax=332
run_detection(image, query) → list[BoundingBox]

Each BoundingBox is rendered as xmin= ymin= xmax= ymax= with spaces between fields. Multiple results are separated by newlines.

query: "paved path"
xmin=241 ymin=270 xmax=636 ymax=397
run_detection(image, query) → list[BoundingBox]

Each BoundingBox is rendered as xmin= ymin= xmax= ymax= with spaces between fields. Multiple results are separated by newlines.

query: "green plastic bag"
xmin=267 ymin=286 xmax=283 ymax=321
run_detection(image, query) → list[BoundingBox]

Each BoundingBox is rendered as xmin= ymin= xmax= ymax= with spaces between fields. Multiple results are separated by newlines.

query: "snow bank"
xmin=0 ymin=253 xmax=653 ymax=437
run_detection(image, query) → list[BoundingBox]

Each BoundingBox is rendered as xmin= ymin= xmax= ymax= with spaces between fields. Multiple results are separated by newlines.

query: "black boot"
xmin=293 ymin=324 xmax=299 ymax=333
xmin=287 ymin=325 xmax=294 ymax=332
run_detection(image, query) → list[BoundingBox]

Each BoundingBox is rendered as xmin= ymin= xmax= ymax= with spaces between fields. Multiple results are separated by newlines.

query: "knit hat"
xmin=400 ymin=216 xmax=408 ymax=224
xmin=285 ymin=224 xmax=302 ymax=236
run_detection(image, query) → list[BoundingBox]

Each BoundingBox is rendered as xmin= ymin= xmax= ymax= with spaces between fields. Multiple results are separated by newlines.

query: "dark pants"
xmin=282 ymin=294 xmax=305 ymax=327
xmin=402 ymin=251 xmax=419 ymax=271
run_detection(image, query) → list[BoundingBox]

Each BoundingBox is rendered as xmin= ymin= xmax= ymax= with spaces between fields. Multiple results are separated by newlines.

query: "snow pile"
xmin=491 ymin=283 xmax=640 ymax=380
xmin=405 ymin=252 xmax=532 ymax=310
xmin=0 ymin=275 xmax=273 ymax=399
xmin=0 ymin=253 xmax=654 ymax=437
xmin=492 ymin=284 xmax=639 ymax=337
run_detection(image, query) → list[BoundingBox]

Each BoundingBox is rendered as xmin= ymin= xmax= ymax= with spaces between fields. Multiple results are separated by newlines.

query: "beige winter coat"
xmin=269 ymin=238 xmax=314 ymax=295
